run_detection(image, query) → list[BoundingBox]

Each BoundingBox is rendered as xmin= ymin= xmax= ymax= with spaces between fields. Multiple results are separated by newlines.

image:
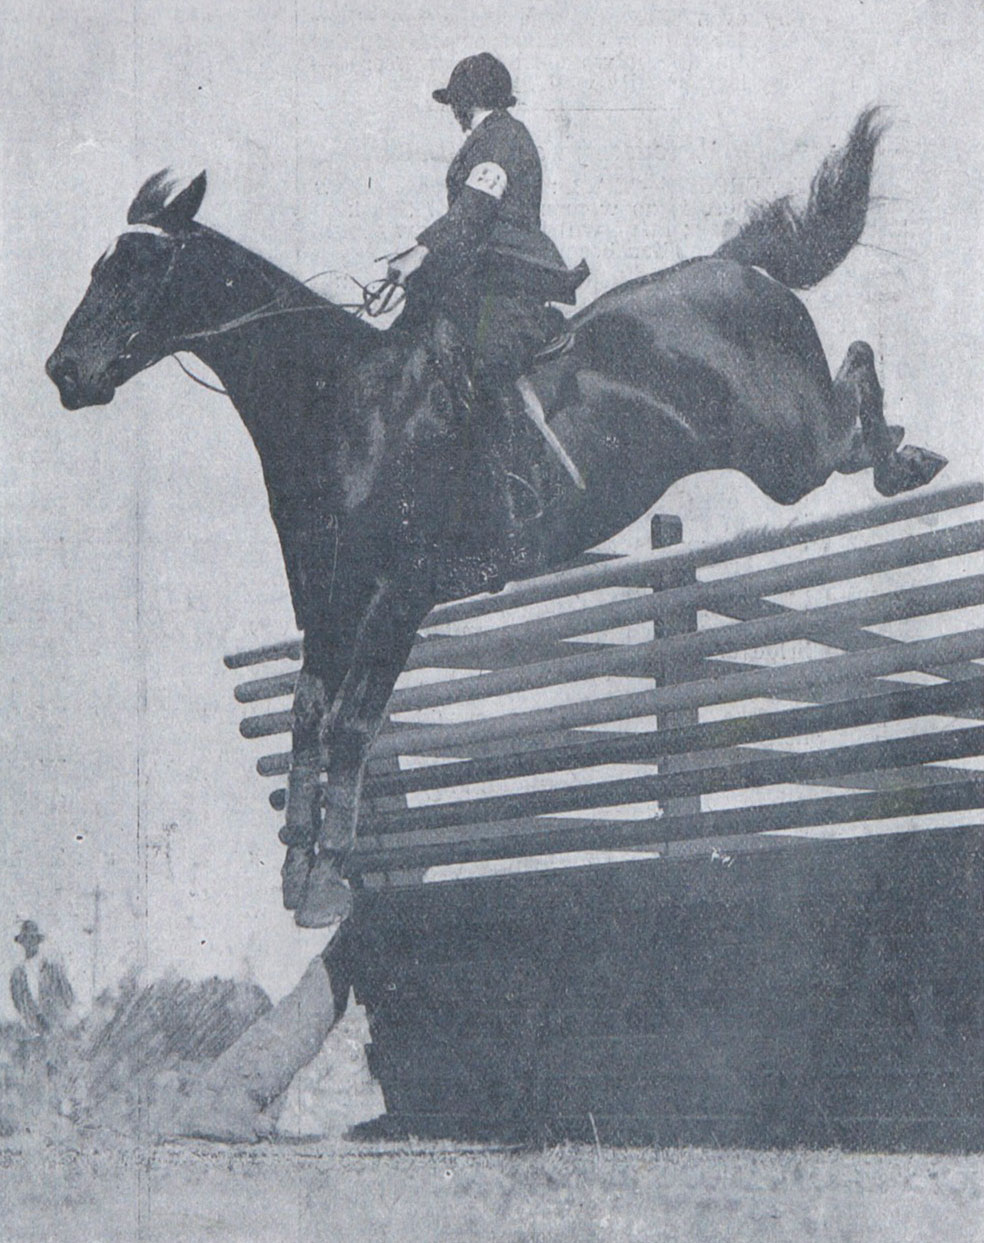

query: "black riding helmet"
xmin=432 ymin=53 xmax=517 ymax=110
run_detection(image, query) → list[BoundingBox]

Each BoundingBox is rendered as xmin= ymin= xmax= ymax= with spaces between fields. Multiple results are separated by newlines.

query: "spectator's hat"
xmin=14 ymin=920 xmax=43 ymax=947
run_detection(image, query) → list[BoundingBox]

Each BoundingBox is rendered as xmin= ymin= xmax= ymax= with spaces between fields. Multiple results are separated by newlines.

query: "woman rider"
xmin=386 ymin=52 xmax=587 ymax=403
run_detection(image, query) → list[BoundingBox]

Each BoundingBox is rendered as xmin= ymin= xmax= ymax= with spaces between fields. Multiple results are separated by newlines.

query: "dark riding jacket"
xmin=417 ymin=109 xmax=587 ymax=305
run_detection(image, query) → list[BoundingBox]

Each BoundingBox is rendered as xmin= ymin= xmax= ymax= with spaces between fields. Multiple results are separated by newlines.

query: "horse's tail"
xmin=715 ymin=107 xmax=887 ymax=289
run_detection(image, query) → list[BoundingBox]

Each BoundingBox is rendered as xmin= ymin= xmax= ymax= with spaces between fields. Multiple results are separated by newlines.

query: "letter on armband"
xmin=465 ymin=162 xmax=508 ymax=199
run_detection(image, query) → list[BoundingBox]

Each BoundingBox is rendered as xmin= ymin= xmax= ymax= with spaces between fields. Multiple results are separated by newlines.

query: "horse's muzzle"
xmin=45 ymin=352 xmax=114 ymax=409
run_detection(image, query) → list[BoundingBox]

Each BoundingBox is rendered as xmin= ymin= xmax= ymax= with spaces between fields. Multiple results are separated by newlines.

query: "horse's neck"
xmin=182 ymin=230 xmax=372 ymax=419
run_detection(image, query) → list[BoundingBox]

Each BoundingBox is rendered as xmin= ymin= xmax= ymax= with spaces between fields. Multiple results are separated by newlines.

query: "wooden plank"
xmin=424 ymin=483 xmax=983 ymax=626
xmin=653 ymin=559 xmax=700 ymax=819
xmin=237 ymin=566 xmax=981 ymax=729
xmin=221 ymin=485 xmax=983 ymax=673
xmin=355 ymin=762 xmax=973 ymax=828
xmin=309 ymin=517 xmax=984 ymax=696
xmin=373 ymin=676 xmax=982 ymax=790
xmin=715 ymin=591 xmax=984 ymax=715
xmin=369 ymin=563 xmax=983 ymax=719
xmin=225 ymin=501 xmax=983 ymax=690
xmin=360 ymin=725 xmax=984 ymax=836
xmin=232 ymin=638 xmax=618 ymax=705
xmin=262 ymin=676 xmax=984 ymax=801
xmin=260 ymin=724 xmax=660 ymax=783
xmin=349 ymin=777 xmax=984 ymax=871
xmin=224 ymin=638 xmax=302 ymax=670
xmin=239 ymin=622 xmax=984 ymax=747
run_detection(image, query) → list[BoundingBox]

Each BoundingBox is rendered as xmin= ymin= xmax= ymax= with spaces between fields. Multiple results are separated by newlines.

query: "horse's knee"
xmin=292 ymin=669 xmax=328 ymax=734
xmin=833 ymin=340 xmax=879 ymax=402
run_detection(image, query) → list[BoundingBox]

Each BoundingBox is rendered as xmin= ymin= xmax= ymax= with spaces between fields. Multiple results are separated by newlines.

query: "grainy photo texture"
xmin=2 ymin=2 xmax=982 ymax=1239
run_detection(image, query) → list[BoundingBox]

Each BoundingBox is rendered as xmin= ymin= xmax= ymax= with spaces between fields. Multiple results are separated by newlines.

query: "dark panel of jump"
xmin=339 ymin=826 xmax=984 ymax=1150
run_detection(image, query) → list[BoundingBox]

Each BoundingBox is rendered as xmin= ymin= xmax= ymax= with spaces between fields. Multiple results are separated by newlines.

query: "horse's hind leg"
xmin=833 ymin=341 xmax=947 ymax=494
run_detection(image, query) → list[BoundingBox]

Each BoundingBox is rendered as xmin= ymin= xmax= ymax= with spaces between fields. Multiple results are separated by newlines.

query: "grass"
xmin=3 ymin=980 xmax=982 ymax=1241
xmin=0 ymin=1139 xmax=981 ymax=1243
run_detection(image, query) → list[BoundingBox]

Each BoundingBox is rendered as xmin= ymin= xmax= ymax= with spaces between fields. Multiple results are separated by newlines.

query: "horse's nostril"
xmin=47 ymin=356 xmax=79 ymax=393
xmin=104 ymin=358 xmax=128 ymax=386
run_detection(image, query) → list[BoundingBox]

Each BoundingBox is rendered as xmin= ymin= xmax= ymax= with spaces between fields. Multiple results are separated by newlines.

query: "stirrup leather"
xmin=533 ymin=330 xmax=575 ymax=364
xmin=515 ymin=376 xmax=586 ymax=491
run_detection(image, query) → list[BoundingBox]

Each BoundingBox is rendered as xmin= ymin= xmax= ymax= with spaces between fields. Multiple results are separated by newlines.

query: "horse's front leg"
xmin=294 ymin=577 xmax=434 ymax=928
xmin=280 ymin=583 xmax=370 ymax=910
xmin=281 ymin=655 xmax=331 ymax=911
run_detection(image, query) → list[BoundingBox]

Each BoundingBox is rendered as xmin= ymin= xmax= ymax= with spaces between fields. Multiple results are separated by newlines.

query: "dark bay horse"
xmin=46 ymin=110 xmax=945 ymax=927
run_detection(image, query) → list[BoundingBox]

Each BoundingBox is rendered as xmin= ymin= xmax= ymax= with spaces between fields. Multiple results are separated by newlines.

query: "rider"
xmin=385 ymin=54 xmax=588 ymax=506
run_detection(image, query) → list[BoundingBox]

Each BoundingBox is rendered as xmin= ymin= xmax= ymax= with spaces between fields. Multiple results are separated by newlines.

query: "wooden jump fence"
xmin=226 ymin=481 xmax=984 ymax=1148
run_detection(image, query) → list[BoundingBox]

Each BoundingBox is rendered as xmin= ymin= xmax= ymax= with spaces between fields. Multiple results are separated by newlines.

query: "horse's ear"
xmin=126 ymin=169 xmax=207 ymax=226
xmin=158 ymin=171 xmax=207 ymax=224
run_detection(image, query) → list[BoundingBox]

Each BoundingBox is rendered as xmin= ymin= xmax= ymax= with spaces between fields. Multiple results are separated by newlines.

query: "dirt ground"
xmin=1 ymin=1139 xmax=981 ymax=1243
xmin=3 ymin=1000 xmax=982 ymax=1241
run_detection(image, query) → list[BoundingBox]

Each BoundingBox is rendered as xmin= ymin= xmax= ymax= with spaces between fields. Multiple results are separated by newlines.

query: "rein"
xmin=172 ymin=270 xmax=400 ymax=348
xmin=118 ymin=226 xmax=405 ymax=397
xmin=164 ymin=264 xmax=401 ymax=395
xmin=173 ymin=354 xmax=229 ymax=395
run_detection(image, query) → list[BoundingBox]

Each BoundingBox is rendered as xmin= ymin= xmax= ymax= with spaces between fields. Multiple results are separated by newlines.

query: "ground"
xmin=3 ymin=989 xmax=982 ymax=1239
xmin=1 ymin=1141 xmax=981 ymax=1243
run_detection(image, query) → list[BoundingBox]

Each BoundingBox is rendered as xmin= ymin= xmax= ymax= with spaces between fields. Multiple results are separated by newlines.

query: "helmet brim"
xmin=432 ymin=87 xmax=517 ymax=108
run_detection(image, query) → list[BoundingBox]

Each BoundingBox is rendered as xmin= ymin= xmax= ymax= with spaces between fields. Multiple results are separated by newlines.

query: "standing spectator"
xmin=10 ymin=920 xmax=74 ymax=1035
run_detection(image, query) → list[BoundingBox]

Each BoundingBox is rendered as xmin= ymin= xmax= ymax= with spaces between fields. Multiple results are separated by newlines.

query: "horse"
xmin=46 ymin=108 xmax=946 ymax=931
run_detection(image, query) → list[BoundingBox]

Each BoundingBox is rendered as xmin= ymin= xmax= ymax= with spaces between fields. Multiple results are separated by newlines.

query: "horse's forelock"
xmin=127 ymin=169 xmax=174 ymax=225
xmin=126 ymin=169 xmax=206 ymax=226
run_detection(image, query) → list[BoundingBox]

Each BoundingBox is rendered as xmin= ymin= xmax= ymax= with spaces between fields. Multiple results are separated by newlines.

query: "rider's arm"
xmin=387 ymin=244 xmax=429 ymax=285
xmin=415 ymin=162 xmax=508 ymax=269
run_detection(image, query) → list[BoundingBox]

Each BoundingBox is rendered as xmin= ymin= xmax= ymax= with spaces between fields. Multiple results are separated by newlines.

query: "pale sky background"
xmin=1 ymin=0 xmax=982 ymax=1015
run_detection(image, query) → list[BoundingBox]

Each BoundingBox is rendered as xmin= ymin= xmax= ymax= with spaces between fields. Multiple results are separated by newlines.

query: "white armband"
xmin=465 ymin=162 xmax=507 ymax=199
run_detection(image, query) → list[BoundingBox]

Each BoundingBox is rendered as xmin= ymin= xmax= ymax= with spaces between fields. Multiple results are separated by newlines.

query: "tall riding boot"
xmin=482 ymin=385 xmax=542 ymax=573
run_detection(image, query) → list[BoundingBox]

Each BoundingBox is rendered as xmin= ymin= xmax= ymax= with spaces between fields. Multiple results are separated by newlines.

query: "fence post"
xmin=650 ymin=514 xmax=701 ymax=830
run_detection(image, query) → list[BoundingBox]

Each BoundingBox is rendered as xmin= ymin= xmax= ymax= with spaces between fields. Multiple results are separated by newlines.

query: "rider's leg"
xmin=470 ymin=294 xmax=558 ymax=535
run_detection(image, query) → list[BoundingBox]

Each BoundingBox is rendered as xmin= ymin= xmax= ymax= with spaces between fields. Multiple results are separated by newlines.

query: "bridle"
xmin=111 ymin=225 xmax=404 ymax=396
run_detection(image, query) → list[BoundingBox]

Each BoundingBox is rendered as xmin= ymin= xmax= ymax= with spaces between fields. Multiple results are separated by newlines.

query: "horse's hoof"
xmin=901 ymin=445 xmax=948 ymax=486
xmin=281 ymin=846 xmax=314 ymax=911
xmin=843 ymin=339 xmax=875 ymax=372
xmin=876 ymin=445 xmax=948 ymax=495
xmin=153 ymin=1077 xmax=276 ymax=1144
xmin=294 ymin=856 xmax=354 ymax=927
